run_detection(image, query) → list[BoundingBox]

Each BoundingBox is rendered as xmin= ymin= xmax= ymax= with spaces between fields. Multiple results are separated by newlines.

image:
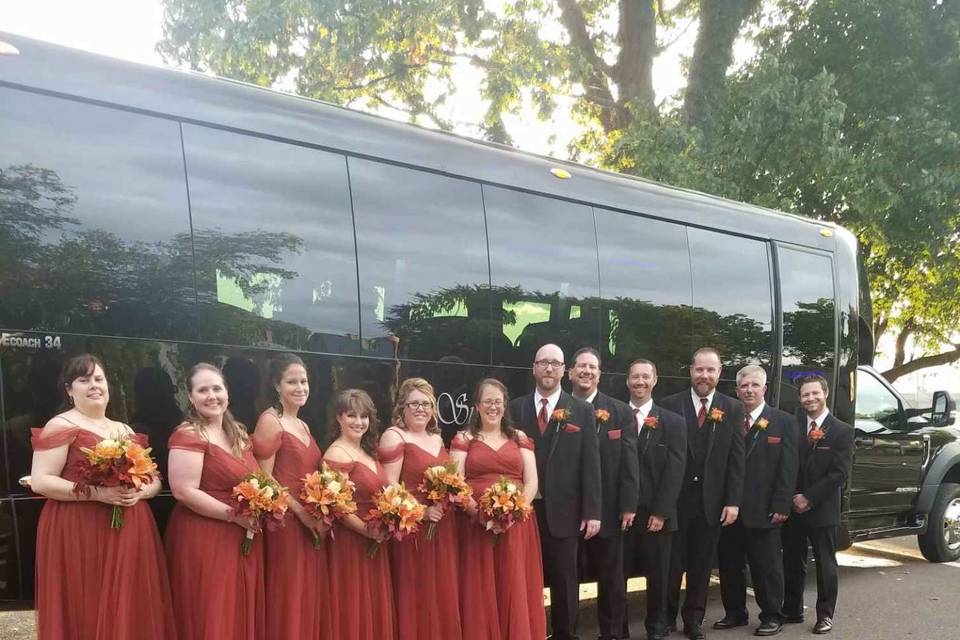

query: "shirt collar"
xmin=630 ymin=398 xmax=654 ymax=419
xmin=691 ymin=387 xmax=716 ymax=409
xmin=808 ymin=408 xmax=830 ymax=429
xmin=749 ymin=402 xmax=766 ymax=423
xmin=535 ymin=387 xmax=562 ymax=414
xmin=584 ymin=389 xmax=598 ymax=404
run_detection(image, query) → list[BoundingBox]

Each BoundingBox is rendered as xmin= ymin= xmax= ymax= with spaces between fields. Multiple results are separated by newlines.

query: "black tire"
xmin=918 ymin=482 xmax=960 ymax=563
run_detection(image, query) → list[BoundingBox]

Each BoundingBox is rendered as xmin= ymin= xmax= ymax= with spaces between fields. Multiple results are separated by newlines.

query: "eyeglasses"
xmin=405 ymin=401 xmax=434 ymax=410
xmin=480 ymin=399 xmax=504 ymax=408
xmin=534 ymin=359 xmax=565 ymax=370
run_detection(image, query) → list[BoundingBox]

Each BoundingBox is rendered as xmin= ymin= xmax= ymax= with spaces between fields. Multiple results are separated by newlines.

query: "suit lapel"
xmin=704 ymin=395 xmax=720 ymax=462
xmin=683 ymin=394 xmax=700 ymax=459
xmin=546 ymin=391 xmax=573 ymax=466
xmin=745 ymin=405 xmax=766 ymax=459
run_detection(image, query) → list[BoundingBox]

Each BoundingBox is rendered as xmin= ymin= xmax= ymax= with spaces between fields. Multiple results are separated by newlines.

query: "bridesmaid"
xmin=379 ymin=377 xmax=462 ymax=639
xmin=450 ymin=378 xmax=545 ymax=640
xmin=251 ymin=353 xmax=330 ymax=640
xmin=165 ymin=362 xmax=264 ymax=640
xmin=30 ymin=354 xmax=175 ymax=640
xmin=323 ymin=389 xmax=398 ymax=640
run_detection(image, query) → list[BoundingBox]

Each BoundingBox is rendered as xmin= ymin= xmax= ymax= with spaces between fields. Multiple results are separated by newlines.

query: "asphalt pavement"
xmin=575 ymin=536 xmax=960 ymax=640
xmin=2 ymin=536 xmax=956 ymax=639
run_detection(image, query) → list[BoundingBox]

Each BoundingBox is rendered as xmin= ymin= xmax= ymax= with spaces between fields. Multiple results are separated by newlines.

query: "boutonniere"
xmin=808 ymin=427 xmax=826 ymax=445
xmin=708 ymin=407 xmax=725 ymax=423
xmin=756 ymin=418 xmax=769 ymax=431
xmin=595 ymin=409 xmax=610 ymax=424
xmin=643 ymin=416 xmax=659 ymax=430
xmin=551 ymin=408 xmax=571 ymax=425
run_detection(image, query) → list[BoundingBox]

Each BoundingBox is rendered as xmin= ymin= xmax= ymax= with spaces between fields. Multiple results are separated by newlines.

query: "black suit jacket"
xmin=511 ymin=390 xmax=602 ymax=538
xmin=635 ymin=403 xmax=687 ymax=532
xmin=660 ymin=390 xmax=745 ymax=523
xmin=590 ymin=392 xmax=640 ymax=538
xmin=792 ymin=412 xmax=854 ymax=527
xmin=740 ymin=404 xmax=798 ymax=528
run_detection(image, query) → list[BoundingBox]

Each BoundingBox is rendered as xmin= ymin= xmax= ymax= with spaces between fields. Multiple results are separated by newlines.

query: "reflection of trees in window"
xmin=782 ymin=298 xmax=836 ymax=368
xmin=1 ymin=163 xmax=309 ymax=346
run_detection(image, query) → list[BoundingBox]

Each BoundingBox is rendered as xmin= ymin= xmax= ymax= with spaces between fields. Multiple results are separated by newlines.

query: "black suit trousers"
xmin=584 ymin=532 xmax=626 ymax=638
xmin=667 ymin=504 xmax=721 ymax=628
xmin=622 ymin=508 xmax=672 ymax=638
xmin=718 ymin=520 xmax=785 ymax=623
xmin=782 ymin=517 xmax=839 ymax=620
xmin=536 ymin=500 xmax=580 ymax=639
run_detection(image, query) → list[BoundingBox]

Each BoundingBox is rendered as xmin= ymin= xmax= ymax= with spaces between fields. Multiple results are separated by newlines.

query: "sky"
xmin=3 ymin=0 xmax=958 ymax=398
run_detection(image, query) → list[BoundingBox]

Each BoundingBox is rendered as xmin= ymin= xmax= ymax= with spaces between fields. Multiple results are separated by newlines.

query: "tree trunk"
xmin=616 ymin=0 xmax=658 ymax=118
xmin=892 ymin=322 xmax=914 ymax=369
xmin=683 ymin=0 xmax=762 ymax=133
xmin=881 ymin=346 xmax=960 ymax=384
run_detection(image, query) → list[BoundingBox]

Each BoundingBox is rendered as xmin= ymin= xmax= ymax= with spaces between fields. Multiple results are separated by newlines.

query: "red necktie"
xmin=538 ymin=398 xmax=549 ymax=435
xmin=744 ymin=415 xmax=752 ymax=436
xmin=633 ymin=407 xmax=641 ymax=435
xmin=697 ymin=397 xmax=708 ymax=428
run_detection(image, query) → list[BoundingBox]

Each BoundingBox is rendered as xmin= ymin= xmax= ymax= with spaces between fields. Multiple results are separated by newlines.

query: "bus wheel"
xmin=918 ymin=482 xmax=960 ymax=563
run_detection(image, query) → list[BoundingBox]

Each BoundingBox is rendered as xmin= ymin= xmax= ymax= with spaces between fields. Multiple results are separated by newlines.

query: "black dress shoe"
xmin=813 ymin=618 xmax=833 ymax=634
xmin=782 ymin=615 xmax=804 ymax=624
xmin=754 ymin=621 xmax=783 ymax=636
xmin=684 ymin=625 xmax=706 ymax=640
xmin=712 ymin=616 xmax=748 ymax=630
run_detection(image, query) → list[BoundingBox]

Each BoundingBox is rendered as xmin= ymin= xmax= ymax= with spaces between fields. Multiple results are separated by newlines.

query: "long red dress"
xmin=164 ymin=426 xmax=265 ymax=640
xmin=379 ymin=433 xmax=462 ymax=640
xmin=31 ymin=424 xmax=176 ymax=640
xmin=453 ymin=434 xmax=546 ymax=640
xmin=325 ymin=457 xmax=398 ymax=640
xmin=251 ymin=424 xmax=331 ymax=640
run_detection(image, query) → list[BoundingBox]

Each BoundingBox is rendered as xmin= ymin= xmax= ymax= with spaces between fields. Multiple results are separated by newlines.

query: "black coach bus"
xmin=2 ymin=33 xmax=958 ymax=605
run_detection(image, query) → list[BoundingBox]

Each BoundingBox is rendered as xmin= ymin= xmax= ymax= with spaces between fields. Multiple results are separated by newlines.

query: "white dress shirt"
xmin=807 ymin=408 xmax=830 ymax=434
xmin=534 ymin=386 xmax=562 ymax=417
xmin=629 ymin=398 xmax=654 ymax=433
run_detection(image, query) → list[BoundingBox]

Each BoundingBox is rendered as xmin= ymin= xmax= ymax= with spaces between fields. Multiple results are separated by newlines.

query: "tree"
xmin=159 ymin=0 xmax=960 ymax=382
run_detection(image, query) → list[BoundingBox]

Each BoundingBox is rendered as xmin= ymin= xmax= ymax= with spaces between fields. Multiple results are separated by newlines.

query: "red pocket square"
xmin=767 ymin=436 xmax=781 ymax=444
xmin=607 ymin=429 xmax=622 ymax=440
xmin=563 ymin=424 xmax=581 ymax=433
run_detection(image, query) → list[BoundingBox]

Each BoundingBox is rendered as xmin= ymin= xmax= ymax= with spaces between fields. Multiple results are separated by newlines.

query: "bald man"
xmin=511 ymin=343 xmax=602 ymax=640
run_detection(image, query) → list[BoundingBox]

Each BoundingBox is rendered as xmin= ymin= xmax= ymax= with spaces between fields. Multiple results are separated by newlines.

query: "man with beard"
xmin=568 ymin=347 xmax=639 ymax=640
xmin=511 ymin=343 xmax=602 ymax=640
xmin=661 ymin=347 xmax=745 ymax=640
xmin=712 ymin=365 xmax=797 ymax=637
xmin=781 ymin=375 xmax=854 ymax=635
xmin=622 ymin=358 xmax=686 ymax=640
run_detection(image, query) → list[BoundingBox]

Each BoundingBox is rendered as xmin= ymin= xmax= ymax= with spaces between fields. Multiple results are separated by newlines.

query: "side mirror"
xmin=930 ymin=390 xmax=956 ymax=428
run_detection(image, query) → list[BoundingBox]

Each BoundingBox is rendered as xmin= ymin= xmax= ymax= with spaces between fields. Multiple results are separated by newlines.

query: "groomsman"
xmin=661 ymin=347 xmax=745 ymax=640
xmin=568 ymin=347 xmax=639 ymax=640
xmin=713 ymin=365 xmax=798 ymax=636
xmin=511 ymin=343 xmax=602 ymax=640
xmin=782 ymin=375 xmax=854 ymax=635
xmin=621 ymin=358 xmax=686 ymax=640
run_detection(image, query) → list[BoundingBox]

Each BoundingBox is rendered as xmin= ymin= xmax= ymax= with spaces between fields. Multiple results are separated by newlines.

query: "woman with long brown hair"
xmin=165 ymin=362 xmax=264 ymax=640
xmin=323 ymin=388 xmax=397 ymax=640
xmin=379 ymin=377 xmax=462 ymax=639
xmin=30 ymin=354 xmax=175 ymax=640
xmin=450 ymin=378 xmax=545 ymax=640
xmin=251 ymin=353 xmax=330 ymax=640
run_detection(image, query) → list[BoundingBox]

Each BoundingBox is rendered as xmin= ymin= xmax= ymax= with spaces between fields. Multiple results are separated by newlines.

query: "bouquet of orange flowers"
xmin=231 ymin=471 xmax=289 ymax=555
xmin=478 ymin=476 xmax=532 ymax=540
xmin=300 ymin=463 xmax=358 ymax=547
xmin=418 ymin=460 xmax=473 ymax=540
xmin=365 ymin=483 xmax=425 ymax=557
xmin=73 ymin=435 xmax=159 ymax=530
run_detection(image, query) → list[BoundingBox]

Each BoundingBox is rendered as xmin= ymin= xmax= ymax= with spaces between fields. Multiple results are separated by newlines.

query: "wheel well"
xmin=942 ymin=465 xmax=960 ymax=485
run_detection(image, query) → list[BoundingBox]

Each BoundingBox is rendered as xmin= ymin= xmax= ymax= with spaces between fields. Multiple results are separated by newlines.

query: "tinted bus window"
xmin=688 ymin=228 xmax=774 ymax=390
xmin=595 ymin=209 xmax=693 ymax=387
xmin=484 ymin=187 xmax=601 ymax=369
xmin=181 ymin=125 xmax=360 ymax=354
xmin=0 ymin=88 xmax=195 ymax=340
xmin=349 ymin=160 xmax=491 ymax=363
xmin=778 ymin=246 xmax=836 ymax=413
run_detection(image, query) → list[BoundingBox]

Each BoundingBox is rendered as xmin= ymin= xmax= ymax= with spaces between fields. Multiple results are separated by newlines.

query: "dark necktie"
xmin=633 ymin=407 xmax=641 ymax=435
xmin=538 ymin=398 xmax=549 ymax=435
xmin=744 ymin=415 xmax=752 ymax=436
xmin=697 ymin=397 xmax=708 ymax=428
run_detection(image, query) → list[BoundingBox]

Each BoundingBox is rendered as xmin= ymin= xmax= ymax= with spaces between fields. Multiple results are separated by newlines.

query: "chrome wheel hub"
xmin=943 ymin=498 xmax=960 ymax=552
